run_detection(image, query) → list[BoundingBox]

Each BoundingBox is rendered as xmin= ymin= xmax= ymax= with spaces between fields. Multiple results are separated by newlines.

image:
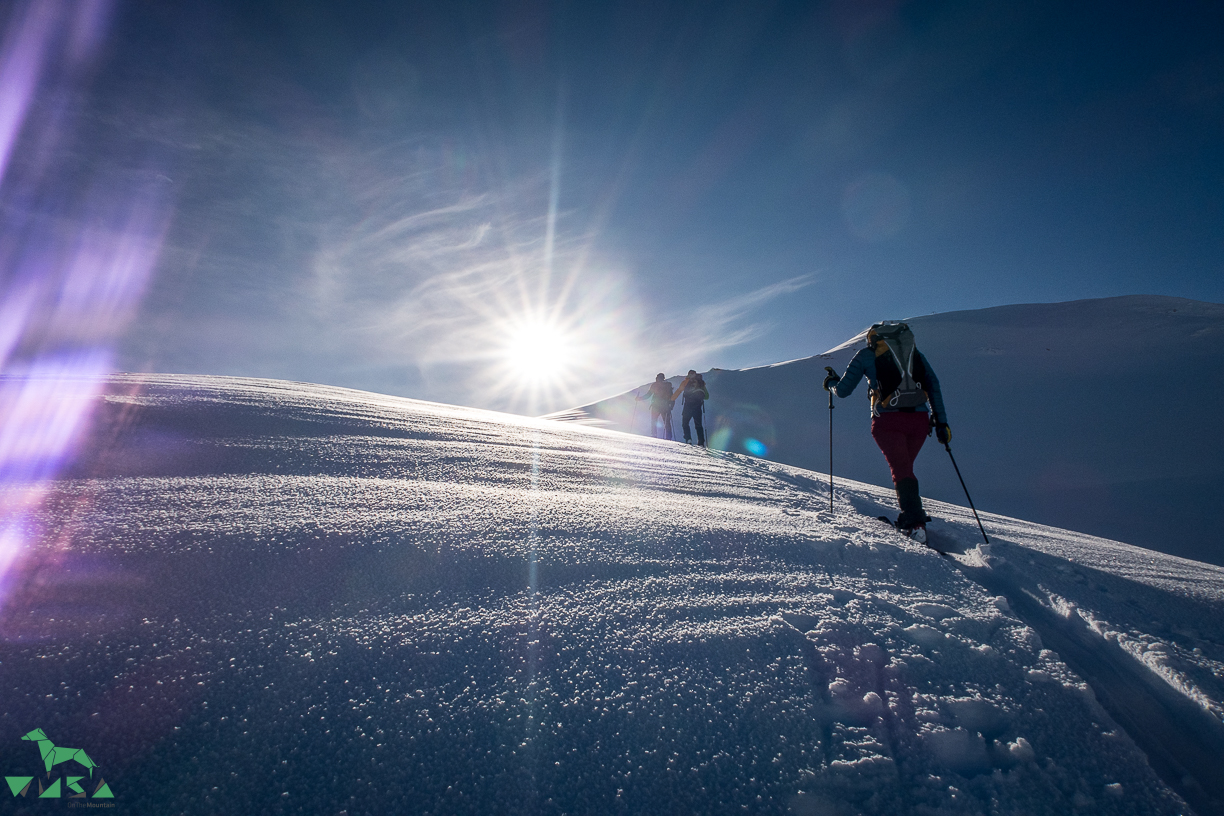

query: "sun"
xmin=503 ymin=320 xmax=574 ymax=384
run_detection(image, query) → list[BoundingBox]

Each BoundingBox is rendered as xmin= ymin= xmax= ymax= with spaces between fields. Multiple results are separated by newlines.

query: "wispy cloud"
xmin=99 ymin=35 xmax=813 ymax=415
xmin=649 ymin=275 xmax=814 ymax=367
xmin=302 ymin=157 xmax=812 ymax=413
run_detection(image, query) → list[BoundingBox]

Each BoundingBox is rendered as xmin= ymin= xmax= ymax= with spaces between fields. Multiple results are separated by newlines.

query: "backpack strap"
xmin=885 ymin=343 xmax=911 ymax=379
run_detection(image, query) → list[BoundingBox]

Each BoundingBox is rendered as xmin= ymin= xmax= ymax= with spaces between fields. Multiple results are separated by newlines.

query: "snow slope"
xmin=1 ymin=374 xmax=1223 ymax=815
xmin=560 ymin=296 xmax=1224 ymax=565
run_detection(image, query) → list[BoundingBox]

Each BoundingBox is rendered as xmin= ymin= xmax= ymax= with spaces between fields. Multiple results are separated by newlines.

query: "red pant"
xmin=870 ymin=411 xmax=930 ymax=483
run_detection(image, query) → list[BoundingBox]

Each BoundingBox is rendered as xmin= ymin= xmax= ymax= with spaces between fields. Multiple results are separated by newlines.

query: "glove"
xmin=935 ymin=422 xmax=951 ymax=445
xmin=822 ymin=374 xmax=840 ymax=392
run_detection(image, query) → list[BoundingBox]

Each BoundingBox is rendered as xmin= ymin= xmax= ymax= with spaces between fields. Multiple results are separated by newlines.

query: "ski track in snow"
xmin=1 ymin=374 xmax=1222 ymax=815
xmin=566 ymin=295 xmax=1224 ymax=566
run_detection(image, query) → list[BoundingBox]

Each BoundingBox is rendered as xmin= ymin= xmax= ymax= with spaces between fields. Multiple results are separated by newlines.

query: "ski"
xmin=873 ymin=515 xmax=950 ymax=555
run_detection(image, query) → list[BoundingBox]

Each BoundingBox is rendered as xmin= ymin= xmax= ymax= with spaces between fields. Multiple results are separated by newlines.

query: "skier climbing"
xmin=823 ymin=323 xmax=949 ymax=544
xmin=642 ymin=373 xmax=675 ymax=440
xmin=673 ymin=370 xmax=709 ymax=447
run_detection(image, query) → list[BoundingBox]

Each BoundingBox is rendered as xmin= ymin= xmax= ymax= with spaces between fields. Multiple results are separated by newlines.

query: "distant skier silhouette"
xmin=640 ymin=373 xmax=675 ymax=440
xmin=824 ymin=323 xmax=949 ymax=544
xmin=673 ymin=370 xmax=709 ymax=447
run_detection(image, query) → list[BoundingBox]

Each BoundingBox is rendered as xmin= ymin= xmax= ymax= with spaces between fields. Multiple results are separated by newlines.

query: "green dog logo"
xmin=22 ymin=728 xmax=97 ymax=777
xmin=5 ymin=728 xmax=113 ymax=799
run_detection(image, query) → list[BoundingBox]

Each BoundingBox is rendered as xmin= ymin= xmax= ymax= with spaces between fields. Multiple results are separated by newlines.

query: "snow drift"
xmin=561 ymin=295 xmax=1224 ymax=565
xmin=1 ymin=374 xmax=1222 ymax=815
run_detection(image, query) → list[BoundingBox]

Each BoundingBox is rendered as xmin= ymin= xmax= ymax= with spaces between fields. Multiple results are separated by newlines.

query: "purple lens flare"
xmin=0 ymin=0 xmax=168 ymax=605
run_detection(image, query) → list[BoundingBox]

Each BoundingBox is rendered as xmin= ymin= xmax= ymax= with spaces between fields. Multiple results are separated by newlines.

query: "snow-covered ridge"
xmin=1 ymin=374 xmax=1222 ymax=814
xmin=564 ymin=295 xmax=1224 ymax=566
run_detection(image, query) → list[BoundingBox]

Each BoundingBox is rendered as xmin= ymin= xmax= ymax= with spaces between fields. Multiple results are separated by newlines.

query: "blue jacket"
xmin=834 ymin=346 xmax=947 ymax=423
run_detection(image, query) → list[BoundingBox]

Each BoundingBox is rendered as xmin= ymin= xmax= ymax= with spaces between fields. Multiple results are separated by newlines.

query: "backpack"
xmin=652 ymin=380 xmax=679 ymax=410
xmin=683 ymin=375 xmax=708 ymax=405
xmin=869 ymin=322 xmax=928 ymax=412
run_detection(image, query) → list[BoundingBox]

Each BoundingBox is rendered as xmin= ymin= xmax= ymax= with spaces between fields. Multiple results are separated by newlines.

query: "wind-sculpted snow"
xmin=566 ymin=295 xmax=1224 ymax=565
xmin=1 ymin=375 xmax=1222 ymax=815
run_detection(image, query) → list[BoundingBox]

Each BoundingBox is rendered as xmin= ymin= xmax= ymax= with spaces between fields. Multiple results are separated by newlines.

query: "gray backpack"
xmin=869 ymin=322 xmax=928 ymax=411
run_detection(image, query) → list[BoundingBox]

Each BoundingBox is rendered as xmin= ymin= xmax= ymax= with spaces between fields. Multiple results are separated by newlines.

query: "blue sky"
xmin=4 ymin=0 xmax=1223 ymax=413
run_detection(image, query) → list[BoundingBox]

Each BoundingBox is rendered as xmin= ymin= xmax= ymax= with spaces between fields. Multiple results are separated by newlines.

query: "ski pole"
xmin=631 ymin=391 xmax=639 ymax=435
xmin=944 ymin=443 xmax=989 ymax=544
xmin=824 ymin=367 xmax=835 ymax=512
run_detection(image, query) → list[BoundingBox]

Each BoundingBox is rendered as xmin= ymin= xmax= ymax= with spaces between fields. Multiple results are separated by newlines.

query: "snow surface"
xmin=2 ymin=374 xmax=1223 ymax=815
xmin=561 ymin=295 xmax=1224 ymax=565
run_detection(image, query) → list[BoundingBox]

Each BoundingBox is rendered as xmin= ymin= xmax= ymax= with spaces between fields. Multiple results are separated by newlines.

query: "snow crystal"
xmin=0 ymin=374 xmax=1212 ymax=816
xmin=1005 ymin=736 xmax=1035 ymax=763
xmin=902 ymin=624 xmax=947 ymax=646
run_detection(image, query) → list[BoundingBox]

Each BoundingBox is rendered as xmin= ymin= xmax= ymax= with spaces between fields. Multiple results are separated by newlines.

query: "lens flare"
xmin=743 ymin=437 xmax=768 ymax=457
xmin=0 ymin=2 xmax=167 ymax=603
